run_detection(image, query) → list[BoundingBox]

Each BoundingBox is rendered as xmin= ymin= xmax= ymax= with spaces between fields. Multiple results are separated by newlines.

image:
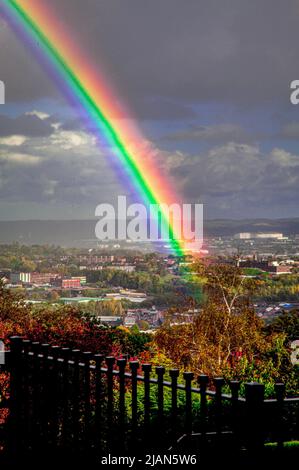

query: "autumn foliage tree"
xmin=155 ymin=262 xmax=292 ymax=384
xmin=0 ymin=281 xmax=150 ymax=355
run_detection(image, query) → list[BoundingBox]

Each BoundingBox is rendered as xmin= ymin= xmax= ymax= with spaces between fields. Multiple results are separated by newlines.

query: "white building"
xmin=234 ymin=232 xmax=283 ymax=239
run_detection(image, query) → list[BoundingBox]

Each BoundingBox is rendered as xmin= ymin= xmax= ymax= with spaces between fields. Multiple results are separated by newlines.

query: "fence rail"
xmin=0 ymin=336 xmax=298 ymax=466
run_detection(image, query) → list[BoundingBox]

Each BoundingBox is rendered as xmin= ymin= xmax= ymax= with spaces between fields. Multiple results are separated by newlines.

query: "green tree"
xmin=267 ymin=309 xmax=299 ymax=341
xmin=155 ymin=262 xmax=287 ymax=379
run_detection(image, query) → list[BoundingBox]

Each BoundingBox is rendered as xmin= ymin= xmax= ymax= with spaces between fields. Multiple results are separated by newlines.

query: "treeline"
xmin=0 ymin=243 xmax=72 ymax=272
xmin=256 ymin=275 xmax=299 ymax=301
xmin=86 ymin=269 xmax=182 ymax=294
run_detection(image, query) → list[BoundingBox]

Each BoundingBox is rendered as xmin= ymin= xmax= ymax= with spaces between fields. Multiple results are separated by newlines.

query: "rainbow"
xmin=2 ymin=0 xmax=188 ymax=255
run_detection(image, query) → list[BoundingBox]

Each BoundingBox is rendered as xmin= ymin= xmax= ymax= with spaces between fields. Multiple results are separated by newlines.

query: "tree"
xmin=137 ymin=320 xmax=150 ymax=330
xmin=155 ymin=262 xmax=283 ymax=377
xmin=130 ymin=324 xmax=140 ymax=334
xmin=267 ymin=309 xmax=299 ymax=341
xmin=48 ymin=290 xmax=60 ymax=302
xmin=0 ymin=281 xmax=151 ymax=356
xmin=10 ymin=257 xmax=36 ymax=272
xmin=0 ymin=280 xmax=30 ymax=324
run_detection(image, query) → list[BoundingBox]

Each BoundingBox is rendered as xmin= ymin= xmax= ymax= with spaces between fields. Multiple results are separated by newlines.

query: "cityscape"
xmin=0 ymin=0 xmax=298 ymax=467
xmin=1 ymin=228 xmax=299 ymax=329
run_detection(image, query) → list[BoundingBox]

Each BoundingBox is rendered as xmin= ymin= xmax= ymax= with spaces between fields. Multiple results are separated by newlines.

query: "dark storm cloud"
xmin=129 ymin=98 xmax=196 ymax=120
xmin=280 ymin=122 xmax=299 ymax=139
xmin=0 ymin=18 xmax=58 ymax=102
xmin=1 ymin=0 xmax=299 ymax=116
xmin=0 ymin=124 xmax=124 ymax=205
xmin=0 ymin=114 xmax=54 ymax=137
xmin=1 ymin=115 xmax=299 ymax=218
xmin=163 ymin=144 xmax=299 ymax=216
xmin=1 ymin=1 xmax=299 ymax=219
xmin=163 ymin=124 xmax=250 ymax=142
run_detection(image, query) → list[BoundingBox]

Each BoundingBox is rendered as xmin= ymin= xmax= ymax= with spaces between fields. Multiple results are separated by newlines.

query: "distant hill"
xmin=203 ymin=218 xmax=299 ymax=237
xmin=0 ymin=220 xmax=96 ymax=247
xmin=0 ymin=218 xmax=298 ymax=247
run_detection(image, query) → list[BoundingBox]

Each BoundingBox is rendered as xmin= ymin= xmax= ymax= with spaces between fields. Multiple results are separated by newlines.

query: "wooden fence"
xmin=0 ymin=336 xmax=298 ymax=466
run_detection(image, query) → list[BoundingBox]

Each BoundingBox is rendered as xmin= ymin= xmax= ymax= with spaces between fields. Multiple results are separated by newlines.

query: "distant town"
xmin=1 ymin=229 xmax=299 ymax=330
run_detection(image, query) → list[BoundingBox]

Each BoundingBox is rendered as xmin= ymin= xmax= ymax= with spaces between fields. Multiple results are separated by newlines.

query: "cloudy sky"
xmin=1 ymin=0 xmax=299 ymax=220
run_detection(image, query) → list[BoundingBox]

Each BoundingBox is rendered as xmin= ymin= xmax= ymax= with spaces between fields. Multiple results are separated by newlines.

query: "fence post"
xmin=274 ymin=383 xmax=285 ymax=450
xmin=142 ymin=363 xmax=152 ymax=434
xmin=155 ymin=366 xmax=165 ymax=424
xmin=82 ymin=351 xmax=92 ymax=452
xmin=21 ymin=339 xmax=31 ymax=451
xmin=95 ymin=353 xmax=104 ymax=455
xmin=213 ymin=377 xmax=225 ymax=436
xmin=106 ymin=356 xmax=116 ymax=449
xmin=61 ymin=347 xmax=70 ymax=448
xmin=71 ymin=349 xmax=81 ymax=451
xmin=117 ymin=358 xmax=127 ymax=422
xmin=229 ymin=380 xmax=241 ymax=445
xmin=9 ymin=336 xmax=23 ymax=461
xmin=117 ymin=357 xmax=127 ymax=447
xmin=130 ymin=360 xmax=139 ymax=443
xmin=40 ymin=343 xmax=50 ymax=448
xmin=183 ymin=372 xmax=194 ymax=435
xmin=245 ymin=382 xmax=265 ymax=454
xmin=198 ymin=374 xmax=209 ymax=438
xmin=31 ymin=342 xmax=41 ymax=449
xmin=49 ymin=345 xmax=61 ymax=447
xmin=169 ymin=369 xmax=180 ymax=442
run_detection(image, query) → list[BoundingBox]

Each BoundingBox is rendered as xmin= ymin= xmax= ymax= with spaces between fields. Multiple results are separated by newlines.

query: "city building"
xmin=239 ymin=260 xmax=292 ymax=274
xmin=10 ymin=272 xmax=60 ymax=285
xmin=60 ymin=297 xmax=105 ymax=304
xmin=98 ymin=316 xmax=122 ymax=326
xmin=106 ymin=265 xmax=136 ymax=273
xmin=124 ymin=313 xmax=137 ymax=327
xmin=234 ymin=232 xmax=283 ymax=239
xmin=119 ymin=290 xmax=147 ymax=298
xmin=61 ymin=278 xmax=81 ymax=289
xmin=69 ymin=276 xmax=87 ymax=285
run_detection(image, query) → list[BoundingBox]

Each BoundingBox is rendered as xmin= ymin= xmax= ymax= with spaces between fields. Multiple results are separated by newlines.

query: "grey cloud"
xmin=2 ymin=0 xmax=299 ymax=115
xmin=0 ymin=114 xmax=54 ymax=137
xmin=0 ymin=124 xmax=128 ymax=206
xmin=0 ymin=17 xmax=58 ymax=102
xmin=163 ymin=124 xmax=250 ymax=142
xmin=1 ymin=123 xmax=299 ymax=217
xmin=129 ymin=98 xmax=196 ymax=120
xmin=1 ymin=1 xmax=299 ymax=218
xmin=160 ymin=143 xmax=299 ymax=216
xmin=280 ymin=122 xmax=299 ymax=139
